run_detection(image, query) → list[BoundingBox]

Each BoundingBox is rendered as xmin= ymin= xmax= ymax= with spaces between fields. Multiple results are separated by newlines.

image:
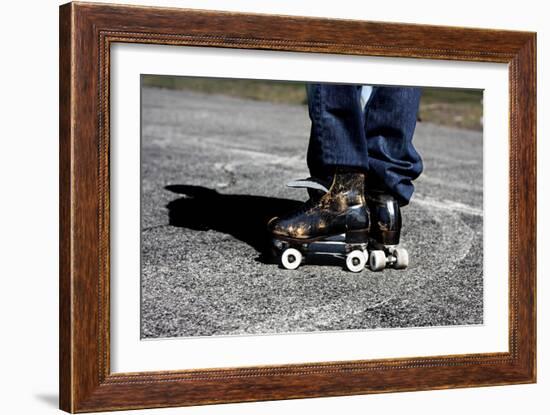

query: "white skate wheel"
xmin=393 ymin=248 xmax=409 ymax=269
xmin=346 ymin=250 xmax=367 ymax=273
xmin=281 ymin=248 xmax=302 ymax=270
xmin=369 ymin=250 xmax=387 ymax=271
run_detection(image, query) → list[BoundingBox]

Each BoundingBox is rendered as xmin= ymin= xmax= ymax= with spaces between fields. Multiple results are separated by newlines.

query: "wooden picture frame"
xmin=59 ymin=2 xmax=536 ymax=412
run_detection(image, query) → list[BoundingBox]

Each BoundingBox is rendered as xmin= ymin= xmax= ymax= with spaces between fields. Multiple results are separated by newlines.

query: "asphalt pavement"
xmin=140 ymin=87 xmax=483 ymax=338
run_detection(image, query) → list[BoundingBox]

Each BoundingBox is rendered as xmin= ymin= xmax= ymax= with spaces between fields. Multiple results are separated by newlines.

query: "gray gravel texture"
xmin=140 ymin=86 xmax=483 ymax=339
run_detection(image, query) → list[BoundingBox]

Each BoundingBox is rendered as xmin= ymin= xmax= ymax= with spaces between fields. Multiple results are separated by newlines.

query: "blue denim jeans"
xmin=306 ymin=84 xmax=423 ymax=205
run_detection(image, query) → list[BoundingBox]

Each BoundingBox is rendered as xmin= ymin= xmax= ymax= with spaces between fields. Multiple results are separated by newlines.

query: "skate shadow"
xmin=165 ymin=185 xmax=303 ymax=261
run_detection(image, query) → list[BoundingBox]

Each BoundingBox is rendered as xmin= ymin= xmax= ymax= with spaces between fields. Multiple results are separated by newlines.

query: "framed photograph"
xmin=59 ymin=2 xmax=536 ymax=412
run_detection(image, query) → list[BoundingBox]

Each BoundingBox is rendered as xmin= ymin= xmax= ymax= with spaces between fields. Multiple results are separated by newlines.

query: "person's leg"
xmin=306 ymin=84 xmax=422 ymax=206
xmin=306 ymin=83 xmax=369 ymax=182
xmin=269 ymin=84 xmax=421 ymax=269
xmin=363 ymin=86 xmax=423 ymax=206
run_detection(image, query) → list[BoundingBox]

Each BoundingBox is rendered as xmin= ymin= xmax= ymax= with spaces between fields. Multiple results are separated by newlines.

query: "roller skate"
xmin=365 ymin=191 xmax=409 ymax=271
xmin=267 ymin=170 xmax=371 ymax=273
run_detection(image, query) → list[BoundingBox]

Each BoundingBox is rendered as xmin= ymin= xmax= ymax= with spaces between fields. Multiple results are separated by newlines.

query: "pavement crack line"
xmin=411 ymin=196 xmax=483 ymax=217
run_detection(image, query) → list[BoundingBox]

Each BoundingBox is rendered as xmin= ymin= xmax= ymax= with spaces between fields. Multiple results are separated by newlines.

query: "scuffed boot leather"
xmin=268 ymin=170 xmax=370 ymax=243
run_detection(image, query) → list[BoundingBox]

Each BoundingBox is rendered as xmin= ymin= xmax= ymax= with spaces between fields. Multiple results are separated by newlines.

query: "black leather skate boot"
xmin=365 ymin=191 xmax=408 ymax=271
xmin=267 ymin=170 xmax=371 ymax=272
xmin=366 ymin=191 xmax=402 ymax=246
xmin=268 ymin=170 xmax=370 ymax=243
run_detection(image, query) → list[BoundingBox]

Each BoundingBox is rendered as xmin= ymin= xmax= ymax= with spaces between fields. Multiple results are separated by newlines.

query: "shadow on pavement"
xmin=165 ymin=185 xmax=302 ymax=259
